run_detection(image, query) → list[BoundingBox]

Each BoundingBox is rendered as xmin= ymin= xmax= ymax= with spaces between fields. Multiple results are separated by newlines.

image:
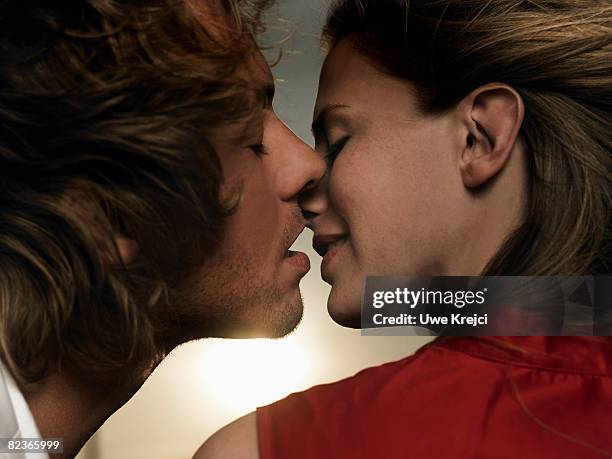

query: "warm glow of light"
xmin=197 ymin=337 xmax=312 ymax=412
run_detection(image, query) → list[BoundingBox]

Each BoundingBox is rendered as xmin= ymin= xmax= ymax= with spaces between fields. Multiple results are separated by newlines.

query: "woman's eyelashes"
xmin=326 ymin=135 xmax=350 ymax=166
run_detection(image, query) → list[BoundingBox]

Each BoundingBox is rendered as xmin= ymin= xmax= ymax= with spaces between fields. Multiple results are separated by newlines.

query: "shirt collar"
xmin=433 ymin=336 xmax=612 ymax=376
xmin=0 ymin=360 xmax=49 ymax=459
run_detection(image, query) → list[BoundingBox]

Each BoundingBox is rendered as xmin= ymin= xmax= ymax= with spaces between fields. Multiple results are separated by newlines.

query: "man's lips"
xmin=281 ymin=220 xmax=312 ymax=273
xmin=282 ymin=221 xmax=307 ymax=259
xmin=284 ymin=250 xmax=310 ymax=270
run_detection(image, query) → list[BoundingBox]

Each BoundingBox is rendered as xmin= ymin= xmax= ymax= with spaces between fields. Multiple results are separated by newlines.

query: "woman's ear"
xmin=457 ymin=83 xmax=525 ymax=188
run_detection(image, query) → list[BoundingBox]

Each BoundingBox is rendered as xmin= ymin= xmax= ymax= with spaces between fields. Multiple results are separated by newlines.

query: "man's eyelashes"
xmin=248 ymin=143 xmax=268 ymax=156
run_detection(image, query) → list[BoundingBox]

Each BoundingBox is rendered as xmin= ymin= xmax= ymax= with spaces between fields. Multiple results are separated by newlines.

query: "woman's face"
xmin=304 ymin=39 xmax=525 ymax=326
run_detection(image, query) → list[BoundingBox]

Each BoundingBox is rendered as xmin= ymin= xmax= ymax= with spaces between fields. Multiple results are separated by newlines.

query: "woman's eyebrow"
xmin=311 ymin=104 xmax=350 ymax=139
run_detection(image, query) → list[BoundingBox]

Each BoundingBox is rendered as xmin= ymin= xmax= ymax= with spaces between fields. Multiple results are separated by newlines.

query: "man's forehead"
xmin=208 ymin=48 xmax=275 ymax=147
xmin=188 ymin=0 xmax=274 ymax=104
xmin=189 ymin=0 xmax=230 ymax=20
xmin=238 ymin=47 xmax=275 ymax=106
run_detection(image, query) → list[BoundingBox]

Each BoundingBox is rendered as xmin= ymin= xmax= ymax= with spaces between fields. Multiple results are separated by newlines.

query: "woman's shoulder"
xmin=256 ymin=337 xmax=612 ymax=459
xmin=255 ymin=339 xmax=486 ymax=435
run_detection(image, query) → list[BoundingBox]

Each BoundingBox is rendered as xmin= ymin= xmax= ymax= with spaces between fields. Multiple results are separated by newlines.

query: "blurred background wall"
xmin=76 ymin=2 xmax=432 ymax=457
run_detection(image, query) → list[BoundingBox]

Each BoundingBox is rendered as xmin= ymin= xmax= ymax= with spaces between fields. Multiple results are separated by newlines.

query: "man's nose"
xmin=277 ymin=124 xmax=326 ymax=202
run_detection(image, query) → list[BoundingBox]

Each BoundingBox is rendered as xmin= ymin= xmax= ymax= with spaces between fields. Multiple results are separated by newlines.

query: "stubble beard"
xmin=168 ymin=245 xmax=304 ymax=342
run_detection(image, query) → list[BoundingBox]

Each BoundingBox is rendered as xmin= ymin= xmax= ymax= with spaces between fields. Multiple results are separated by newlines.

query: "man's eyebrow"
xmin=311 ymin=104 xmax=350 ymax=139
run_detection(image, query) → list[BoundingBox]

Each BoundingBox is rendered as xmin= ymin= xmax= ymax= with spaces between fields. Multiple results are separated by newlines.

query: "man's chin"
xmin=239 ymin=293 xmax=304 ymax=338
xmin=226 ymin=318 xmax=302 ymax=339
xmin=194 ymin=289 xmax=305 ymax=339
xmin=206 ymin=309 xmax=303 ymax=339
xmin=170 ymin=269 xmax=306 ymax=342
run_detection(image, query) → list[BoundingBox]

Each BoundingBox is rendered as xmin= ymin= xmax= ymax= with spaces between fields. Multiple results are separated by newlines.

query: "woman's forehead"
xmin=315 ymin=39 xmax=419 ymax=121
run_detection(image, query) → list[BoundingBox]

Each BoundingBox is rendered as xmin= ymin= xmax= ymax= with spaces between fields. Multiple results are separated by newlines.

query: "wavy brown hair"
xmin=0 ymin=0 xmax=273 ymax=384
xmin=323 ymin=0 xmax=612 ymax=276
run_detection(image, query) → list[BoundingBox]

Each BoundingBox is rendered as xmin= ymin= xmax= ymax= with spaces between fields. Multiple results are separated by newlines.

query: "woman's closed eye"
xmin=326 ymin=135 xmax=350 ymax=167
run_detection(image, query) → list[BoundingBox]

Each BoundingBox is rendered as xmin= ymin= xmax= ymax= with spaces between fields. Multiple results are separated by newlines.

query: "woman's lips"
xmin=313 ymin=234 xmax=348 ymax=281
xmin=321 ymin=238 xmax=346 ymax=274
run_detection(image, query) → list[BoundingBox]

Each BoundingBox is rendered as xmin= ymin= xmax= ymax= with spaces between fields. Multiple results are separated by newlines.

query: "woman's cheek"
xmin=327 ymin=161 xmax=358 ymax=211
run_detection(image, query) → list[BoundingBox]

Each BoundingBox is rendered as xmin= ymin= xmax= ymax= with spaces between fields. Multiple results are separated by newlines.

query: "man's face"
xmin=177 ymin=48 xmax=326 ymax=339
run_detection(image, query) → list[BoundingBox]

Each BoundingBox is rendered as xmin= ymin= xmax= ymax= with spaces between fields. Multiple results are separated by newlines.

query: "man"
xmin=0 ymin=0 xmax=325 ymax=457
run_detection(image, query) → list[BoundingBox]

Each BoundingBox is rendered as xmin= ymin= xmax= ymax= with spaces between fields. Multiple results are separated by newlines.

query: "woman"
xmin=196 ymin=0 xmax=612 ymax=457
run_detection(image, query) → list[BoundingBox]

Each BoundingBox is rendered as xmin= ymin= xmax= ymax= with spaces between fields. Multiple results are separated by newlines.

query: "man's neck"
xmin=20 ymin=366 xmax=150 ymax=459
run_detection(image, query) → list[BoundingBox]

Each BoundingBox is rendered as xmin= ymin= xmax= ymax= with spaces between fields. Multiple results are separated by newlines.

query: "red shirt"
xmin=257 ymin=337 xmax=612 ymax=458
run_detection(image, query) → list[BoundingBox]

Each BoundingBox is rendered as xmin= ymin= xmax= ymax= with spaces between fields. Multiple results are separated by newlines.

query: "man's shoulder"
xmin=193 ymin=412 xmax=259 ymax=459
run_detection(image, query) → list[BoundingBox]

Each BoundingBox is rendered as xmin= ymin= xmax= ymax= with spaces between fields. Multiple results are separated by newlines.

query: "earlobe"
xmin=111 ymin=236 xmax=140 ymax=266
xmin=458 ymin=83 xmax=525 ymax=188
xmin=63 ymin=189 xmax=141 ymax=267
